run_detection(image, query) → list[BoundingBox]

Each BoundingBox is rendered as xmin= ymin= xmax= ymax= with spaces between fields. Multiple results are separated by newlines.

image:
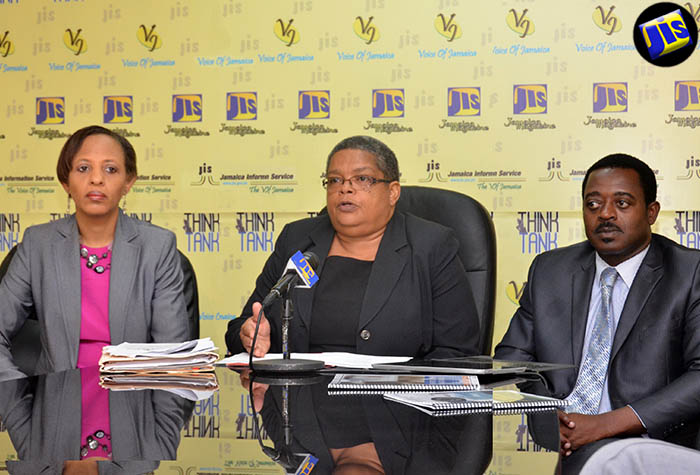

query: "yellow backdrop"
xmin=1 ymin=1 xmax=699 ymax=472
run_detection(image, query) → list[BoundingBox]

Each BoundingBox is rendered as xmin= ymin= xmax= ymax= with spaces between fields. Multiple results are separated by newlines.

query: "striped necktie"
xmin=566 ymin=267 xmax=619 ymax=414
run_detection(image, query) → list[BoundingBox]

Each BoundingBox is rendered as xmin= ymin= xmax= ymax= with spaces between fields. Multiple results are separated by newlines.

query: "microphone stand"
xmin=251 ymin=285 xmax=324 ymax=373
xmin=250 ymin=372 xmax=322 ymax=473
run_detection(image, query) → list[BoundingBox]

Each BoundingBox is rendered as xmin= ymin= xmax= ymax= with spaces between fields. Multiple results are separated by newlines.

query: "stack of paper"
xmin=99 ymin=338 xmax=220 ymax=373
xmin=98 ymin=338 xmax=220 ymax=399
xmin=100 ymin=372 xmax=219 ymax=401
xmin=219 ymin=352 xmax=411 ymax=370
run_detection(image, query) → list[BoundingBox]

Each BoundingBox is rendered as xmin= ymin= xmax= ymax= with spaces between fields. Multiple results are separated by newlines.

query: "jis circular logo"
xmin=633 ymin=2 xmax=698 ymax=67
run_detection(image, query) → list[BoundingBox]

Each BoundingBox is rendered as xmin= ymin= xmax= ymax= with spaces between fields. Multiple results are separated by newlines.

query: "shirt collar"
xmin=595 ymin=244 xmax=650 ymax=289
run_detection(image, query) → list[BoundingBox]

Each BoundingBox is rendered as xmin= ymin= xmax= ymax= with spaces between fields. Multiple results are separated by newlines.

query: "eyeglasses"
xmin=322 ymin=175 xmax=393 ymax=192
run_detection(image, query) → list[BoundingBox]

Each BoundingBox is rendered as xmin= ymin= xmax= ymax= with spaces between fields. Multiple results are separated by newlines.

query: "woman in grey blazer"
xmin=0 ymin=125 xmax=190 ymax=380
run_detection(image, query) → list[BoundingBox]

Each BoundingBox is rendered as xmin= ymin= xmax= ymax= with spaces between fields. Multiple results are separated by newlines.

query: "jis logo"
xmin=675 ymin=81 xmax=700 ymax=111
xmin=172 ymin=94 xmax=202 ymax=122
xmin=226 ymin=92 xmax=257 ymax=120
xmin=298 ymin=90 xmax=330 ymax=119
xmin=372 ymin=89 xmax=404 ymax=118
xmin=447 ymin=87 xmax=480 ymax=116
xmin=103 ymin=96 xmax=133 ymax=124
xmin=593 ymin=83 xmax=627 ymax=113
xmin=639 ymin=9 xmax=692 ymax=60
xmin=36 ymin=97 xmax=65 ymax=125
xmin=513 ymin=84 xmax=547 ymax=115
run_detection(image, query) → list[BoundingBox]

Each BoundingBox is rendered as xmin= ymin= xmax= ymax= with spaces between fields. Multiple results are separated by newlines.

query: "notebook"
xmin=327 ymin=373 xmax=480 ymax=394
xmin=383 ymin=390 xmax=568 ymax=416
xmin=493 ymin=390 xmax=569 ymax=414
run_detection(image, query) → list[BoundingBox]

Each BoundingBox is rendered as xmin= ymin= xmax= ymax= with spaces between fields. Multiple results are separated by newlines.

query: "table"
xmin=0 ymin=366 xmax=561 ymax=474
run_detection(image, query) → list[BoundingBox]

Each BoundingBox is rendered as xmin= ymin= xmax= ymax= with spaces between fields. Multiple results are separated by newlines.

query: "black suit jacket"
xmin=260 ymin=383 xmax=492 ymax=475
xmin=495 ymin=234 xmax=700 ymax=442
xmin=226 ymin=211 xmax=480 ymax=358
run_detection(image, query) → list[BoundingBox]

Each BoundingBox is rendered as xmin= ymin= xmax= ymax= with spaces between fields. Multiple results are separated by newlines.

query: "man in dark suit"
xmin=495 ymin=154 xmax=700 ymax=471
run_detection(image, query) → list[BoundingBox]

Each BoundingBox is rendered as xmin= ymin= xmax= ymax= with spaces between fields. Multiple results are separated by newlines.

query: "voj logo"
xmin=63 ymin=28 xmax=87 ymax=55
xmin=103 ymin=96 xmax=133 ymax=124
xmin=0 ymin=213 xmax=20 ymax=252
xmin=435 ymin=13 xmax=462 ymax=41
xmin=137 ymin=24 xmax=162 ymax=52
xmin=172 ymin=94 xmax=202 ymax=122
xmin=675 ymin=81 xmax=700 ymax=111
xmin=674 ymin=211 xmax=700 ymax=248
xmin=633 ymin=4 xmax=697 ymax=66
xmin=447 ymin=87 xmax=480 ymax=116
xmin=36 ymin=97 xmax=65 ymax=124
xmin=593 ymin=6 xmax=622 ymax=35
xmin=236 ymin=212 xmax=275 ymax=252
xmin=516 ymin=211 xmax=558 ymax=254
xmin=298 ymin=90 xmax=330 ymax=119
xmin=183 ymin=212 xmax=220 ymax=252
xmin=354 ymin=16 xmax=379 ymax=44
xmin=372 ymin=89 xmax=404 ymax=118
xmin=513 ymin=85 xmax=547 ymax=114
xmin=593 ymin=82 xmax=628 ymax=113
xmin=0 ymin=30 xmax=15 ymax=57
xmin=273 ymin=18 xmax=299 ymax=47
xmin=226 ymin=92 xmax=257 ymax=120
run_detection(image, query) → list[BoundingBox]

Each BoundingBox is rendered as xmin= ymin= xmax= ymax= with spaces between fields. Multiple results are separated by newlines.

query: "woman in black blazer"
xmin=226 ymin=135 xmax=479 ymax=359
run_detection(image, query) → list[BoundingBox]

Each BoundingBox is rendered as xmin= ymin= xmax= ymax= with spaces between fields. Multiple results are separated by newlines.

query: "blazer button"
xmin=360 ymin=329 xmax=371 ymax=341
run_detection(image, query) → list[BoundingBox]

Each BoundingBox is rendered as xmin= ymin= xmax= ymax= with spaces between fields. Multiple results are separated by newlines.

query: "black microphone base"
xmin=252 ymin=358 xmax=324 ymax=373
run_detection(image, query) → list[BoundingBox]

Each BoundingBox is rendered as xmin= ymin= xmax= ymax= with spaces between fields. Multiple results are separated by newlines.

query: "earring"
xmin=66 ymin=194 xmax=71 ymax=215
xmin=121 ymin=194 xmax=127 ymax=213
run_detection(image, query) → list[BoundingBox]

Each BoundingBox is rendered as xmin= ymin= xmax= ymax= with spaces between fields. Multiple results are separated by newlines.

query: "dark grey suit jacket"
xmin=495 ymin=234 xmax=700 ymax=442
xmin=226 ymin=211 xmax=480 ymax=358
xmin=0 ymin=212 xmax=190 ymax=379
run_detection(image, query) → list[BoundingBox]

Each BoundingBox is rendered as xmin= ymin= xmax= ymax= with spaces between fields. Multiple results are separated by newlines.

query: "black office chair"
xmin=0 ymin=246 xmax=200 ymax=376
xmin=321 ymin=185 xmax=497 ymax=355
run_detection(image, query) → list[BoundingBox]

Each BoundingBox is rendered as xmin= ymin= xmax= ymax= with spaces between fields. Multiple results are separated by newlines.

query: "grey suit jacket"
xmin=0 ymin=212 xmax=190 ymax=379
xmin=226 ymin=211 xmax=480 ymax=358
xmin=0 ymin=369 xmax=194 ymax=473
xmin=495 ymin=234 xmax=700 ymax=442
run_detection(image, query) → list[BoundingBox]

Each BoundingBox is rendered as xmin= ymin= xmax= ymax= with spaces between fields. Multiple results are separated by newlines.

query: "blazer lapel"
xmin=358 ymin=212 xmax=408 ymax=330
xmin=52 ymin=216 xmax=81 ymax=366
xmin=294 ymin=217 xmax=334 ymax=331
xmin=109 ymin=213 xmax=140 ymax=343
xmin=571 ymin=252 xmax=595 ymax=367
xmin=611 ymin=240 xmax=663 ymax=361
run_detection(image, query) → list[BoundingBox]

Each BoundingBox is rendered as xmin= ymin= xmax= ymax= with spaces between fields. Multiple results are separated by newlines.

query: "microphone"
xmin=251 ymin=250 xmax=323 ymax=372
xmin=261 ymin=251 xmax=319 ymax=308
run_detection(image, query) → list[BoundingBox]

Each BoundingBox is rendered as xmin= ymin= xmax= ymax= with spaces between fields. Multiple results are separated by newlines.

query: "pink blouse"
xmin=77 ymin=245 xmax=112 ymax=459
xmin=76 ymin=244 xmax=111 ymax=368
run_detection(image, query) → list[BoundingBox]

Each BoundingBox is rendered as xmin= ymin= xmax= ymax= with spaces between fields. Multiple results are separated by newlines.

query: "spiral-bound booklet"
xmin=327 ymin=373 xmax=480 ymax=395
xmin=383 ymin=389 xmax=567 ymax=416
xmin=493 ymin=390 xmax=569 ymax=414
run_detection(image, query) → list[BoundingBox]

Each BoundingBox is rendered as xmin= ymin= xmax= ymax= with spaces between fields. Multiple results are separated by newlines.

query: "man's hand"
xmin=558 ymin=407 xmax=645 ymax=456
xmin=239 ymin=302 xmax=271 ymax=358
